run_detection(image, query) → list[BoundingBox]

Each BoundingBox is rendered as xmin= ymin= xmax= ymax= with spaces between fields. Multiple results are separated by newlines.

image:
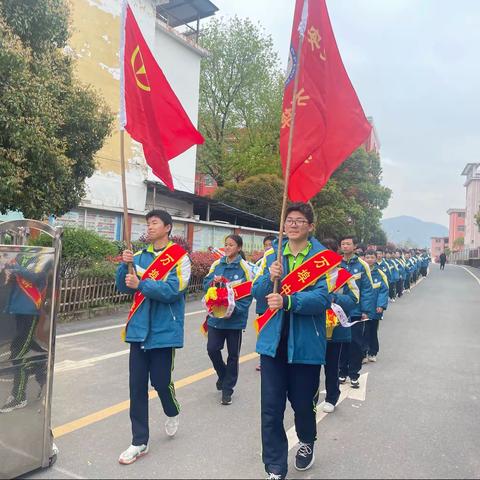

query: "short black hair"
xmin=322 ymin=237 xmax=339 ymax=252
xmin=376 ymin=247 xmax=385 ymax=254
xmin=365 ymin=249 xmax=376 ymax=257
xmin=339 ymin=235 xmax=358 ymax=245
xmin=146 ymin=209 xmax=173 ymax=234
xmin=263 ymin=235 xmax=276 ymax=244
xmin=285 ymin=202 xmax=315 ymax=224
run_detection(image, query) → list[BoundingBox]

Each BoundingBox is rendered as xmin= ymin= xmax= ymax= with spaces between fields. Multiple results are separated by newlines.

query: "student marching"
xmin=202 ymin=234 xmax=253 ymax=405
xmin=114 ymin=204 xmax=431 ymax=477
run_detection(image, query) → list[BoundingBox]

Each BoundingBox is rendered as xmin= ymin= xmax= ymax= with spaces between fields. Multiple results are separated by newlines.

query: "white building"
xmin=54 ymin=0 xmax=217 ymax=240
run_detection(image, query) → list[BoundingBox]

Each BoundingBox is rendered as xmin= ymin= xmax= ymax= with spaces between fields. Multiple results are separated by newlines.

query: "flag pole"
xmin=120 ymin=130 xmax=134 ymax=274
xmin=119 ymin=0 xmax=133 ymax=274
xmin=274 ymin=26 xmax=306 ymax=294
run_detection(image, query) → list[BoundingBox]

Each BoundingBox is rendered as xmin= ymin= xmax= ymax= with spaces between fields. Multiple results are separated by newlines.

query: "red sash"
xmin=16 ymin=276 xmax=44 ymax=310
xmin=333 ymin=267 xmax=353 ymax=292
xmin=254 ymin=249 xmax=342 ymax=334
xmin=201 ymin=280 xmax=253 ymax=336
xmin=326 ymin=267 xmax=355 ymax=338
xmin=124 ymin=243 xmax=187 ymax=336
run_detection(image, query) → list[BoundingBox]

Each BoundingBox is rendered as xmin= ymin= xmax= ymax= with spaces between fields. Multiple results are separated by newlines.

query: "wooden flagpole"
xmin=120 ymin=130 xmax=133 ymax=274
xmin=119 ymin=0 xmax=133 ymax=274
xmin=273 ymin=25 xmax=306 ymax=294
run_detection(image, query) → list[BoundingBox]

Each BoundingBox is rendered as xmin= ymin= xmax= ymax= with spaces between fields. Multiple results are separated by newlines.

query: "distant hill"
xmin=381 ymin=216 xmax=448 ymax=248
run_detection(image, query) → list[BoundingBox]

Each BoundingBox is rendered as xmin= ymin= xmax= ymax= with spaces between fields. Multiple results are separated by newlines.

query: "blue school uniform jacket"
xmin=203 ymin=255 xmax=253 ymax=330
xmin=340 ymin=255 xmax=374 ymax=318
xmin=116 ymin=242 xmax=191 ymax=349
xmin=252 ymin=238 xmax=330 ymax=365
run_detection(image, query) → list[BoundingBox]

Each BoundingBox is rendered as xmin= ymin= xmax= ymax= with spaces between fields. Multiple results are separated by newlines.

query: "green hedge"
xmin=32 ymin=227 xmax=117 ymax=260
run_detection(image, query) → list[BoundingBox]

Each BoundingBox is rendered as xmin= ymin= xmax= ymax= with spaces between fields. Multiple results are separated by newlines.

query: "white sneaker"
xmin=118 ymin=444 xmax=148 ymax=465
xmin=362 ymin=357 xmax=369 ymax=364
xmin=266 ymin=473 xmax=283 ymax=480
xmin=323 ymin=402 xmax=335 ymax=413
xmin=368 ymin=355 xmax=377 ymax=363
xmin=165 ymin=415 xmax=179 ymax=437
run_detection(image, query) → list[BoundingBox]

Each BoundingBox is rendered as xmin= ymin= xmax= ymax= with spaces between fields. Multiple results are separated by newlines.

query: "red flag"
xmin=281 ymin=0 xmax=372 ymax=202
xmin=120 ymin=2 xmax=204 ymax=189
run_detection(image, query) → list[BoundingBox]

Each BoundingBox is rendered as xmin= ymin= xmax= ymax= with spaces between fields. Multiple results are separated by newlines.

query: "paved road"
xmin=21 ymin=264 xmax=480 ymax=479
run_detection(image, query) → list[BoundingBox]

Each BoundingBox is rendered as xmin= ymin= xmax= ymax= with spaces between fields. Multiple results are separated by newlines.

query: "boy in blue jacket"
xmin=385 ymin=250 xmax=399 ymax=301
xmin=322 ymin=238 xmax=359 ymax=415
xmin=203 ymin=234 xmax=253 ymax=406
xmin=365 ymin=251 xmax=389 ymax=362
xmin=338 ymin=236 xmax=374 ymax=388
xmin=394 ymin=249 xmax=406 ymax=298
xmin=253 ymin=203 xmax=330 ymax=479
xmin=116 ymin=210 xmax=191 ymax=465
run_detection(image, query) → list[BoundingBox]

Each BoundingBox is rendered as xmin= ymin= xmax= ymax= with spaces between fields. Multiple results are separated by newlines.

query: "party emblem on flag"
xmin=131 ymin=45 xmax=150 ymax=91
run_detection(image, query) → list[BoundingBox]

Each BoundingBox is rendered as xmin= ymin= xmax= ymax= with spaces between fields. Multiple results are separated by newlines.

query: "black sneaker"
xmin=295 ymin=442 xmax=315 ymax=471
xmin=216 ymin=378 xmax=223 ymax=391
xmin=221 ymin=392 xmax=232 ymax=405
xmin=0 ymin=396 xmax=27 ymax=414
xmin=339 ymin=375 xmax=347 ymax=384
xmin=350 ymin=378 xmax=360 ymax=389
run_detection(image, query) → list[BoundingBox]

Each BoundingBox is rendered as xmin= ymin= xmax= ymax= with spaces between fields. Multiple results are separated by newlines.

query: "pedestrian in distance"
xmin=439 ymin=252 xmax=447 ymax=270
xmin=203 ymin=234 xmax=253 ymax=405
xmin=116 ymin=209 xmax=191 ymax=465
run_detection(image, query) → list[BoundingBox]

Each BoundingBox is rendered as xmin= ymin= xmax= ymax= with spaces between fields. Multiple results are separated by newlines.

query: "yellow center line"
xmin=52 ymin=351 xmax=259 ymax=439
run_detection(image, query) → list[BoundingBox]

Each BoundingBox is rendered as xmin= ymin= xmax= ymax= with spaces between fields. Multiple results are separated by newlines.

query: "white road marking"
xmin=57 ymin=309 xmax=206 ymax=339
xmin=54 ymin=349 xmax=129 ymax=373
xmin=287 ymin=372 xmax=369 ymax=451
xmin=51 ymin=466 xmax=87 ymax=480
xmin=458 ymin=266 xmax=480 ymax=287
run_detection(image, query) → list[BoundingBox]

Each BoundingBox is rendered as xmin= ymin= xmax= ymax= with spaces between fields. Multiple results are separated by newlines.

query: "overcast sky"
xmin=210 ymin=0 xmax=480 ymax=226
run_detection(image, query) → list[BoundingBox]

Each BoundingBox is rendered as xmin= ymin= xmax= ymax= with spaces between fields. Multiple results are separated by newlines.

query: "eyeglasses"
xmin=285 ymin=218 xmax=309 ymax=226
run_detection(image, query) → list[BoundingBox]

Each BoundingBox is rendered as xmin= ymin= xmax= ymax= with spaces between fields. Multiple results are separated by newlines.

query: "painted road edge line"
xmin=52 ymin=352 xmax=259 ymax=439
xmin=57 ymin=309 xmax=206 ymax=339
xmin=287 ymin=372 xmax=369 ymax=451
xmin=458 ymin=266 xmax=480 ymax=287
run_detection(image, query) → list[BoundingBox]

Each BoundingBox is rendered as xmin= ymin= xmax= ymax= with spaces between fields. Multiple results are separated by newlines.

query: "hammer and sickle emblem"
xmin=131 ymin=45 xmax=151 ymax=92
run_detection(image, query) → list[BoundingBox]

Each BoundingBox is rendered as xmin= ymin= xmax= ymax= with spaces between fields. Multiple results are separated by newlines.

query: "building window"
xmin=458 ymin=212 xmax=465 ymax=218
xmin=458 ymin=225 xmax=465 ymax=232
xmin=204 ymin=174 xmax=215 ymax=187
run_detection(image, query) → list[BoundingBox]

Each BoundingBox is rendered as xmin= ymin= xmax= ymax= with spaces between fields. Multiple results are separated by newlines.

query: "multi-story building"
xmin=430 ymin=236 xmax=449 ymax=262
xmin=461 ymin=163 xmax=480 ymax=249
xmin=195 ymin=173 xmax=218 ymax=197
xmin=52 ymin=0 xmax=216 ymax=238
xmin=446 ymin=208 xmax=465 ymax=251
xmin=41 ymin=0 xmax=278 ymax=251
